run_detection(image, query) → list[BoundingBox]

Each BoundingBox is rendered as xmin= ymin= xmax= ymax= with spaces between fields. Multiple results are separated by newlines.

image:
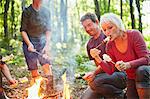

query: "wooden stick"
xmin=95 ymin=41 xmax=105 ymax=49
xmin=34 ymin=51 xmax=43 ymax=56
xmin=110 ymin=61 xmax=115 ymax=65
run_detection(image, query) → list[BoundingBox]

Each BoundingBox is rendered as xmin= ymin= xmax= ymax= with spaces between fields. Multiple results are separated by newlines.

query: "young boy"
xmin=0 ymin=55 xmax=17 ymax=99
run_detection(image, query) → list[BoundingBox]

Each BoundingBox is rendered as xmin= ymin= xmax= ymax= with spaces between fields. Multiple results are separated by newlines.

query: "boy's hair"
xmin=0 ymin=55 xmax=5 ymax=65
xmin=80 ymin=12 xmax=98 ymax=23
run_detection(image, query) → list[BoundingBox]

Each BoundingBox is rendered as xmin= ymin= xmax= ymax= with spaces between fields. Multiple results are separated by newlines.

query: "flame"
xmin=62 ymin=72 xmax=71 ymax=99
xmin=27 ymin=76 xmax=44 ymax=99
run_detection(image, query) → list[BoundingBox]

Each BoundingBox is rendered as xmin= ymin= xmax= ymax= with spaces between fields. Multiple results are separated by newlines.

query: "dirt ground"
xmin=3 ymin=77 xmax=87 ymax=99
xmin=2 ymin=66 xmax=87 ymax=99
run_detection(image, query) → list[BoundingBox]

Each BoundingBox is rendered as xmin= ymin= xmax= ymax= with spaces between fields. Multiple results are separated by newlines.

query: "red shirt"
xmin=99 ymin=30 xmax=150 ymax=79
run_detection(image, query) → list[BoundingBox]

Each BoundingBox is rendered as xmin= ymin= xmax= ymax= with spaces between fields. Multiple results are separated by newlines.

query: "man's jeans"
xmin=81 ymin=72 xmax=126 ymax=99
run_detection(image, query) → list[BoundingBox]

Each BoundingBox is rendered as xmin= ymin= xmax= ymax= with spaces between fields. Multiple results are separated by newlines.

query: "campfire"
xmin=61 ymin=72 xmax=71 ymax=99
xmin=27 ymin=76 xmax=44 ymax=99
xmin=25 ymin=71 xmax=71 ymax=99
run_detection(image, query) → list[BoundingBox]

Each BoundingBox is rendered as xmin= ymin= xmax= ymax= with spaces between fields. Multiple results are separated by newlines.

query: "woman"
xmin=90 ymin=13 xmax=150 ymax=99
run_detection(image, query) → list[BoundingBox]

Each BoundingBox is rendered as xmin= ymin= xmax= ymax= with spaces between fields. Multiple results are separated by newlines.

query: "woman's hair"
xmin=100 ymin=13 xmax=125 ymax=32
xmin=80 ymin=12 xmax=98 ymax=23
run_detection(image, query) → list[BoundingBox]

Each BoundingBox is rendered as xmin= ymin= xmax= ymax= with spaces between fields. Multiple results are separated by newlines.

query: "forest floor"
xmin=2 ymin=66 xmax=87 ymax=99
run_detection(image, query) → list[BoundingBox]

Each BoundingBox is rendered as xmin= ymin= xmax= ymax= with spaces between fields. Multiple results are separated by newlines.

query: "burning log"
xmin=25 ymin=75 xmax=64 ymax=99
xmin=43 ymin=91 xmax=63 ymax=99
xmin=45 ymin=75 xmax=55 ymax=95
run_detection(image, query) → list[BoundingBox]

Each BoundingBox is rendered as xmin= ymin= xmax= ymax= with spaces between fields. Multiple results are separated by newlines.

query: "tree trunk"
xmin=54 ymin=0 xmax=62 ymax=42
xmin=4 ymin=0 xmax=10 ymax=38
xmin=120 ymin=0 xmax=123 ymax=19
xmin=135 ymin=0 xmax=142 ymax=33
xmin=94 ymin=0 xmax=100 ymax=21
xmin=129 ymin=0 xmax=135 ymax=29
xmin=75 ymin=0 xmax=83 ymax=42
xmin=60 ymin=0 xmax=68 ymax=42
xmin=103 ymin=0 xmax=107 ymax=13
xmin=108 ymin=0 xmax=111 ymax=12
xmin=11 ymin=0 xmax=15 ymax=38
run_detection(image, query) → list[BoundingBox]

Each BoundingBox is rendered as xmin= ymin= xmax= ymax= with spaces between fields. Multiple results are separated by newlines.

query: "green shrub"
xmin=144 ymin=35 xmax=150 ymax=49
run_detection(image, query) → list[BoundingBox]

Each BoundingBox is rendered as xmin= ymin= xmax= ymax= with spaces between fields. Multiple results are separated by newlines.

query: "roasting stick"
xmin=110 ymin=60 xmax=115 ymax=65
xmin=95 ymin=41 xmax=105 ymax=49
xmin=34 ymin=50 xmax=43 ymax=56
xmin=95 ymin=36 xmax=110 ymax=49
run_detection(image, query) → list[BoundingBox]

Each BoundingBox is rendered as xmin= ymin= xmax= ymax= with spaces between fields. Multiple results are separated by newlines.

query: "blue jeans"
xmin=127 ymin=66 xmax=150 ymax=99
xmin=22 ymin=36 xmax=51 ymax=70
xmin=81 ymin=72 xmax=127 ymax=99
xmin=0 ymin=93 xmax=6 ymax=99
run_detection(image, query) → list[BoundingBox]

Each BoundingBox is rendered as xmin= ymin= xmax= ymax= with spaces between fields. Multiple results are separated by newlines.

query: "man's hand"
xmin=83 ymin=72 xmax=95 ymax=83
xmin=28 ymin=43 xmax=36 ymax=52
xmin=90 ymin=48 xmax=101 ymax=58
xmin=42 ymin=45 xmax=50 ymax=54
xmin=115 ymin=61 xmax=131 ymax=71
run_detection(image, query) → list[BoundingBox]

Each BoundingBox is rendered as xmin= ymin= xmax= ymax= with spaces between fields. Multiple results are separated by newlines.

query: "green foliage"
xmin=0 ymin=38 xmax=25 ymax=66
xmin=75 ymin=47 xmax=96 ymax=74
xmin=144 ymin=35 xmax=150 ymax=49
xmin=75 ymin=51 xmax=89 ymax=66
xmin=9 ymin=66 xmax=30 ymax=78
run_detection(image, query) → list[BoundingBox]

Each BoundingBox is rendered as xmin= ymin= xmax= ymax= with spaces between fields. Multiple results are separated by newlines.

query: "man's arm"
xmin=42 ymin=8 xmax=51 ymax=53
xmin=21 ymin=31 xmax=32 ymax=46
xmin=45 ymin=30 xmax=51 ymax=47
xmin=42 ymin=30 xmax=51 ymax=54
xmin=21 ymin=31 xmax=36 ymax=52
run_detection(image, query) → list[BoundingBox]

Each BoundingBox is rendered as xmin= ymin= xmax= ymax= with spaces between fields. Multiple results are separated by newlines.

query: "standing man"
xmin=20 ymin=0 xmax=52 ymax=92
xmin=80 ymin=12 xmax=127 ymax=99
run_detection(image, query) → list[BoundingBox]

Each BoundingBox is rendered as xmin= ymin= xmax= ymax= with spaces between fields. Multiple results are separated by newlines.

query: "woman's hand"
xmin=90 ymin=48 xmax=101 ymax=58
xmin=115 ymin=61 xmax=131 ymax=71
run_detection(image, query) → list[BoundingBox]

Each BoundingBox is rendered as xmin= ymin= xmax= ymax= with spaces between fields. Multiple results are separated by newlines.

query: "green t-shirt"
xmin=20 ymin=5 xmax=51 ymax=38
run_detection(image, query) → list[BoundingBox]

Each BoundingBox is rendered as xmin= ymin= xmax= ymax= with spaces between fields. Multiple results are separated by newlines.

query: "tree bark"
xmin=108 ymin=0 xmax=111 ymax=12
xmin=135 ymin=0 xmax=142 ymax=33
xmin=129 ymin=0 xmax=135 ymax=29
xmin=120 ymin=0 xmax=123 ymax=19
xmin=60 ymin=0 xmax=68 ymax=42
xmin=94 ymin=0 xmax=101 ymax=21
xmin=4 ymin=0 xmax=10 ymax=38
xmin=11 ymin=0 xmax=15 ymax=38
